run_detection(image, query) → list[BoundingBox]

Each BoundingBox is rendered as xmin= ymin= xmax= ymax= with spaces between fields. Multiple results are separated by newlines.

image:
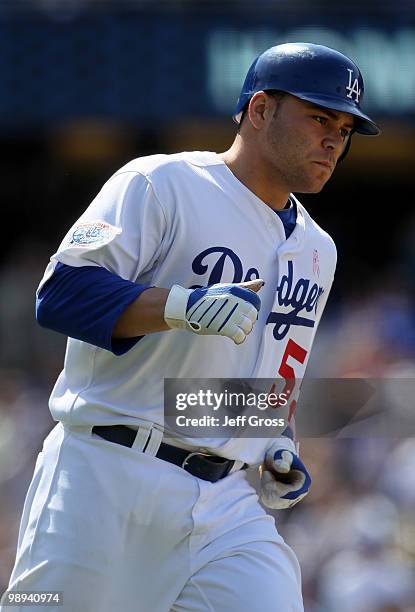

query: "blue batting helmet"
xmin=234 ymin=42 xmax=380 ymax=136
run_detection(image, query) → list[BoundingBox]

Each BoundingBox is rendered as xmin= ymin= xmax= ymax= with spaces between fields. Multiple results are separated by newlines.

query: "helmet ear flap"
xmin=235 ymin=106 xmax=248 ymax=131
xmin=337 ymin=131 xmax=354 ymax=163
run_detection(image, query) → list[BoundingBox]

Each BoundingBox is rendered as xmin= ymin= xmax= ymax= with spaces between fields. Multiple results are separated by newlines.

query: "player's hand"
xmin=259 ymin=440 xmax=312 ymax=510
xmin=164 ymin=280 xmax=263 ymax=345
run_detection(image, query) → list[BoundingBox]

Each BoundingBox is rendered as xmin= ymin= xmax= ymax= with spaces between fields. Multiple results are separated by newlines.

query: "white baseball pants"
xmin=2 ymin=423 xmax=303 ymax=612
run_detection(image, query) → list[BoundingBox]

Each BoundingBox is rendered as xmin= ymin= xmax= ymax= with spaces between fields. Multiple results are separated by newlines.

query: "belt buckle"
xmin=181 ymin=451 xmax=212 ymax=470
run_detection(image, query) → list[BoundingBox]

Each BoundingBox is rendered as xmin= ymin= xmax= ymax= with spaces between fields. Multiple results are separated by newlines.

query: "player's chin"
xmin=297 ymin=177 xmax=328 ymax=194
xmin=310 ymin=181 xmax=328 ymax=193
xmin=293 ymin=167 xmax=330 ymax=193
xmin=306 ymin=163 xmax=334 ymax=191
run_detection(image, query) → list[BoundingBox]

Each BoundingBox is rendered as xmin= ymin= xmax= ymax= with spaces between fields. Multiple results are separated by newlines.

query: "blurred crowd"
xmin=0 ymin=228 xmax=414 ymax=610
xmin=0 ymin=0 xmax=382 ymax=12
xmin=277 ymin=437 xmax=415 ymax=612
xmin=3 ymin=0 xmax=410 ymax=11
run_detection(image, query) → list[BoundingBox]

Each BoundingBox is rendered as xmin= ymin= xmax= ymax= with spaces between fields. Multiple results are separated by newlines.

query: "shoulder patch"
xmin=67 ymin=221 xmax=120 ymax=248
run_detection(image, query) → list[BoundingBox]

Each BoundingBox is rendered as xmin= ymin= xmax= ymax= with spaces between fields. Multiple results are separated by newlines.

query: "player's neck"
xmin=219 ymin=143 xmax=291 ymax=211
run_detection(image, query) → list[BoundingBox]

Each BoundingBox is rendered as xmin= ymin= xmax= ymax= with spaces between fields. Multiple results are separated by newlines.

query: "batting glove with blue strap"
xmin=164 ymin=280 xmax=263 ymax=345
xmin=260 ymin=438 xmax=312 ymax=509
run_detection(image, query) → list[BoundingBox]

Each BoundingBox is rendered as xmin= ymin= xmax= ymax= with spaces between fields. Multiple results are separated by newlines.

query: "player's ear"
xmin=247 ymin=92 xmax=271 ymax=130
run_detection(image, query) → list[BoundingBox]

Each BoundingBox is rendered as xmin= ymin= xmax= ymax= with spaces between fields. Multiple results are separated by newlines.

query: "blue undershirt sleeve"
xmin=36 ymin=262 xmax=151 ymax=355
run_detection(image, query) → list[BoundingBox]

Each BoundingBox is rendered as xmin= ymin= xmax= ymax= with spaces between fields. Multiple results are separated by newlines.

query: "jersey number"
xmin=277 ymin=339 xmax=308 ymax=421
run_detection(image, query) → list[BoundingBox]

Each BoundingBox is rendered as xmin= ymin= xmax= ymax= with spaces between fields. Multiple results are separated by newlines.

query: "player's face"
xmin=263 ymin=94 xmax=354 ymax=193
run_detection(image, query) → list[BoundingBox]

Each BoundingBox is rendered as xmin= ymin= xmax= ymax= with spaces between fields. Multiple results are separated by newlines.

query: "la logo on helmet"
xmin=346 ymin=68 xmax=361 ymax=103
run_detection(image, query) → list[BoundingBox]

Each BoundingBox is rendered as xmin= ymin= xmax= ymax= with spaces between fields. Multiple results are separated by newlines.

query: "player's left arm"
xmin=261 ymin=247 xmax=337 ymax=509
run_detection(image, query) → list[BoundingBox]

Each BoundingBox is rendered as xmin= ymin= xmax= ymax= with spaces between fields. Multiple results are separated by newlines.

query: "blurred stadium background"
xmin=0 ymin=1 xmax=414 ymax=610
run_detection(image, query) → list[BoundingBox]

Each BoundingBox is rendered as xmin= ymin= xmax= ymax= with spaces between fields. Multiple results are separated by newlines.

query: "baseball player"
xmin=2 ymin=43 xmax=379 ymax=612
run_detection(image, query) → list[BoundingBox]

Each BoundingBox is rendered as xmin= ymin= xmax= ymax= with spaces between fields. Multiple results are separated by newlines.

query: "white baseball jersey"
xmin=39 ymin=151 xmax=336 ymax=465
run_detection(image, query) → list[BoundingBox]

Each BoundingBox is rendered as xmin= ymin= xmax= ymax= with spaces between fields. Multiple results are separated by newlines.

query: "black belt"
xmin=92 ymin=425 xmax=247 ymax=483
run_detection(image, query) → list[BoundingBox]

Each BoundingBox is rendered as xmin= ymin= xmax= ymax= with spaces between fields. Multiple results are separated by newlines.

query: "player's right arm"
xmin=113 ymin=279 xmax=263 ymax=344
xmin=36 ymin=169 xmax=262 ymax=351
xmin=37 ymin=266 xmax=262 ymax=349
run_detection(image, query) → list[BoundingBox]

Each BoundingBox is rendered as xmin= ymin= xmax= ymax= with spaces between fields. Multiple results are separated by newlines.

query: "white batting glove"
xmin=260 ymin=438 xmax=312 ymax=510
xmin=164 ymin=280 xmax=263 ymax=345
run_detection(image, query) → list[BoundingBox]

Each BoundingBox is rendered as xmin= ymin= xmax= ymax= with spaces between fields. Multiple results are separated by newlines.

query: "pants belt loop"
xmin=143 ymin=427 xmax=163 ymax=456
xmin=131 ymin=427 xmax=152 ymax=452
xmin=229 ymin=459 xmax=244 ymax=474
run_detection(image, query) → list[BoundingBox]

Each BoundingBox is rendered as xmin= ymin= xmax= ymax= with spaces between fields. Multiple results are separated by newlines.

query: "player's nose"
xmin=322 ymin=129 xmax=345 ymax=157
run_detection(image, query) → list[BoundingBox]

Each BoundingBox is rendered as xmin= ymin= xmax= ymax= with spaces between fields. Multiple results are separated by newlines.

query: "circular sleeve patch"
xmin=67 ymin=221 xmax=120 ymax=248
